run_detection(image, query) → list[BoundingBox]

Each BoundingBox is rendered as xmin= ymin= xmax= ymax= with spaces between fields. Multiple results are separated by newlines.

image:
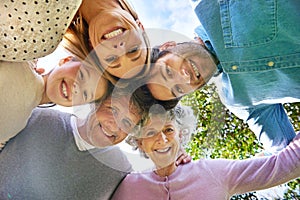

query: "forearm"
xmin=228 ymin=133 xmax=300 ymax=195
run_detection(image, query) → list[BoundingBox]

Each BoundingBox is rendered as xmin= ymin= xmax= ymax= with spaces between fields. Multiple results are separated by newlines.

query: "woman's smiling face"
xmin=138 ymin=118 xmax=181 ymax=169
xmin=89 ymin=9 xmax=148 ymax=79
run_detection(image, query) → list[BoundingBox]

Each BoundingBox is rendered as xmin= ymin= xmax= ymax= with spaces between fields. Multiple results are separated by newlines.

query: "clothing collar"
xmin=71 ymin=116 xmax=96 ymax=151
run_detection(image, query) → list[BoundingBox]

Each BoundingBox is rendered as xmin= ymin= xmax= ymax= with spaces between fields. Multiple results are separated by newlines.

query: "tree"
xmin=180 ymin=84 xmax=300 ymax=199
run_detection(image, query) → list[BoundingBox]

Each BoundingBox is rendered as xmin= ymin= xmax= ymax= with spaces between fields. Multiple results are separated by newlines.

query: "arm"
xmin=202 ymin=132 xmax=300 ymax=196
xmin=215 ymin=133 xmax=300 ymax=196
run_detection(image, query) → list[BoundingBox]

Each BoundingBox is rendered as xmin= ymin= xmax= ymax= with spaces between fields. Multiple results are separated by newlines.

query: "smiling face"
xmin=45 ymin=57 xmax=108 ymax=107
xmin=147 ymin=42 xmax=217 ymax=100
xmin=88 ymin=9 xmax=148 ymax=79
xmin=82 ymin=95 xmax=142 ymax=148
xmin=138 ymin=118 xmax=180 ymax=169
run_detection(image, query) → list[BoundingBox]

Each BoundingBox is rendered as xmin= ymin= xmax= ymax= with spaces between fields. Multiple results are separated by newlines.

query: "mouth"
xmin=61 ymin=80 xmax=69 ymax=100
xmin=102 ymin=27 xmax=125 ymax=40
xmin=99 ymin=123 xmax=116 ymax=141
xmin=155 ymin=147 xmax=171 ymax=154
xmin=189 ymin=60 xmax=200 ymax=79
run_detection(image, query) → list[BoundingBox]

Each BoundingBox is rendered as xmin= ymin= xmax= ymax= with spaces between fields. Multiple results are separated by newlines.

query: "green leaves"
xmin=180 ymin=84 xmax=300 ymax=199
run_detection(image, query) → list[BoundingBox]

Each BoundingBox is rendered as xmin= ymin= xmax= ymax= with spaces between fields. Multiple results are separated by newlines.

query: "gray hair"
xmin=126 ymin=104 xmax=197 ymax=158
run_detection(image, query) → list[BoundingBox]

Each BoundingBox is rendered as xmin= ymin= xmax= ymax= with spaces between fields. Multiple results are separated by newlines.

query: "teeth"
xmin=156 ymin=147 xmax=170 ymax=153
xmin=62 ymin=82 xmax=68 ymax=98
xmin=190 ymin=61 xmax=200 ymax=78
xmin=104 ymin=28 xmax=123 ymax=39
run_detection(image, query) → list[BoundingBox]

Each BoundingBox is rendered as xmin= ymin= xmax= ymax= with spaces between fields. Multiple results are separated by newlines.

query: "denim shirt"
xmin=193 ymin=0 xmax=300 ymax=107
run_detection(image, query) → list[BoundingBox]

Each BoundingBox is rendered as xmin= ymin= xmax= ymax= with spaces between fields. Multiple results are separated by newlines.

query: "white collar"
xmin=71 ymin=116 xmax=95 ymax=151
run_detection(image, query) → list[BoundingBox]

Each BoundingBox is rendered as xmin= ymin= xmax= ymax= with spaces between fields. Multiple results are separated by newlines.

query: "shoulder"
xmin=0 ymin=0 xmax=82 ymax=61
xmin=29 ymin=108 xmax=72 ymax=127
xmin=89 ymin=146 xmax=133 ymax=173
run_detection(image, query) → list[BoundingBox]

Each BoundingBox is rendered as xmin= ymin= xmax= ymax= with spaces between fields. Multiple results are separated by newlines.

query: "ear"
xmin=136 ymin=139 xmax=143 ymax=149
xmin=58 ymin=56 xmax=74 ymax=66
xmin=34 ymin=67 xmax=45 ymax=75
xmin=193 ymin=36 xmax=205 ymax=46
xmin=178 ymin=131 xmax=185 ymax=144
xmin=159 ymin=41 xmax=177 ymax=51
xmin=136 ymin=19 xmax=144 ymax=31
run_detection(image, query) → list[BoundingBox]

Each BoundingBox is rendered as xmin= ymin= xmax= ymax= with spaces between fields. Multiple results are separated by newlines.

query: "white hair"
xmin=126 ymin=104 xmax=197 ymax=157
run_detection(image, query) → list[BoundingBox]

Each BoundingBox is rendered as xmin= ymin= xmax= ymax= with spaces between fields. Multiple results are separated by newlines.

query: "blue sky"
xmin=129 ymin=0 xmax=200 ymax=38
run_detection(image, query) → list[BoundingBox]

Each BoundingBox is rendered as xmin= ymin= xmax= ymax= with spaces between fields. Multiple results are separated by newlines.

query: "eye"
xmin=83 ymin=90 xmax=88 ymax=102
xmin=105 ymin=55 xmax=118 ymax=64
xmin=175 ymin=85 xmax=184 ymax=94
xmin=111 ymin=107 xmax=118 ymax=116
xmin=165 ymin=65 xmax=173 ymax=78
xmin=145 ymin=130 xmax=157 ymax=137
xmin=122 ymin=118 xmax=132 ymax=131
xmin=127 ymin=46 xmax=139 ymax=54
xmin=79 ymin=69 xmax=84 ymax=80
xmin=164 ymin=127 xmax=174 ymax=134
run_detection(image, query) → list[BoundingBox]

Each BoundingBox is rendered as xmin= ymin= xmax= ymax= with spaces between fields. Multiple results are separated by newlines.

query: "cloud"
xmin=130 ymin=0 xmax=200 ymax=38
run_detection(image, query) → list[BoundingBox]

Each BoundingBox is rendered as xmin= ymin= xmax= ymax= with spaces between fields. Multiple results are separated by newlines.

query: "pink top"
xmin=112 ymin=134 xmax=300 ymax=200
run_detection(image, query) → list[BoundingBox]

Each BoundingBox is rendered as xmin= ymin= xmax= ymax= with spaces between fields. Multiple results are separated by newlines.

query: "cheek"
xmin=141 ymin=140 xmax=154 ymax=153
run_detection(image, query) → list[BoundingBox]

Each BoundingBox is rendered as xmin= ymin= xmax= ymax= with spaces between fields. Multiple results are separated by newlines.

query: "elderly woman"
xmin=112 ymin=105 xmax=300 ymax=200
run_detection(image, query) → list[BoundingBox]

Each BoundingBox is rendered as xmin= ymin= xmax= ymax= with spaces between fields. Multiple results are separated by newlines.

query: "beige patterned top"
xmin=0 ymin=0 xmax=82 ymax=61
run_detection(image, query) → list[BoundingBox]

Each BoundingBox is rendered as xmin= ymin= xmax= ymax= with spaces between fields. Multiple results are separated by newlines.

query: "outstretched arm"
xmin=207 ymin=132 xmax=300 ymax=196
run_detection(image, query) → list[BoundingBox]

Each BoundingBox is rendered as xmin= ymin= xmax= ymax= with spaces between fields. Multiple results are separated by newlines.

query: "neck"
xmin=80 ymin=0 xmax=121 ymax=23
xmin=154 ymin=163 xmax=177 ymax=177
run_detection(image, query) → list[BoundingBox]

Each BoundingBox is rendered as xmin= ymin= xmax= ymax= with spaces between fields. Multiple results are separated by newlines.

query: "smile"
xmin=99 ymin=123 xmax=116 ymax=140
xmin=155 ymin=147 xmax=171 ymax=153
xmin=190 ymin=60 xmax=200 ymax=78
xmin=61 ymin=80 xmax=68 ymax=99
xmin=103 ymin=28 xmax=124 ymax=40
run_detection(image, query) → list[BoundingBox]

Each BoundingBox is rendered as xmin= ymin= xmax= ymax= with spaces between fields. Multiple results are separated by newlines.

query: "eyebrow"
xmin=170 ymin=89 xmax=177 ymax=99
xmin=108 ymin=63 xmax=121 ymax=69
xmin=159 ymin=63 xmax=167 ymax=82
xmin=82 ymin=65 xmax=91 ymax=79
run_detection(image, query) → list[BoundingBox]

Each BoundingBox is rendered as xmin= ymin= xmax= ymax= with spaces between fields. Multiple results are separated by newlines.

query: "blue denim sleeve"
xmin=227 ymin=104 xmax=296 ymax=154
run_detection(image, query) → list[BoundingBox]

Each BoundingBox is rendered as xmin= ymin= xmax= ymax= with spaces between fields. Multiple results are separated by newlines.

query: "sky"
xmin=129 ymin=0 xmax=200 ymax=38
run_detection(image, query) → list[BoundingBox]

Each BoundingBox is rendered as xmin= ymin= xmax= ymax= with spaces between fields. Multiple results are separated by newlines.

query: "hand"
xmin=175 ymin=147 xmax=192 ymax=166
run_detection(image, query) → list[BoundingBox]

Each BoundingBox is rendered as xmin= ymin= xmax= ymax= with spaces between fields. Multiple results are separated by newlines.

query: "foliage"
xmin=180 ymin=84 xmax=300 ymax=199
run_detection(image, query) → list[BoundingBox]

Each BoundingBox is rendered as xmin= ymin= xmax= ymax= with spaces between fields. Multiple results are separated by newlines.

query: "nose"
xmin=113 ymin=41 xmax=125 ymax=49
xmin=175 ymin=69 xmax=191 ymax=84
xmin=102 ymin=118 xmax=119 ymax=133
xmin=157 ymin=131 xmax=168 ymax=144
xmin=73 ymin=82 xmax=79 ymax=95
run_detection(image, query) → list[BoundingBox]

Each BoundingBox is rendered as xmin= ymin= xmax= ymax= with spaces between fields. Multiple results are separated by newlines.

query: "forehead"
xmin=140 ymin=117 xmax=175 ymax=136
xmin=103 ymin=95 xmax=141 ymax=118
